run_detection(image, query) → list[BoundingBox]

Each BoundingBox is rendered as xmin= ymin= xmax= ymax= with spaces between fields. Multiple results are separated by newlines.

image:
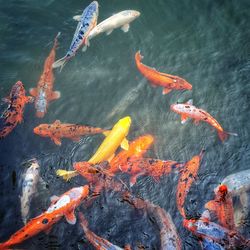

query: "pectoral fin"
xmin=121 ymin=138 xmax=129 ymax=150
xmin=71 ymin=136 xmax=81 ymax=142
xmin=2 ymin=97 xmax=11 ymax=103
xmin=52 ymin=137 xmax=62 ymax=146
xmin=121 ymin=24 xmax=130 ymax=33
xmin=65 ymin=210 xmax=76 ymax=225
xmin=73 ymin=15 xmax=81 ymax=22
xmin=49 ymin=91 xmax=61 ymax=101
xmin=106 ymin=29 xmax=113 ymax=35
xmin=107 ymin=153 xmax=115 ymax=162
xmin=44 ymin=225 xmax=53 ymax=234
xmin=53 ymin=120 xmax=61 ymax=125
xmin=103 ymin=131 xmax=110 ymax=137
xmin=162 ymin=88 xmax=172 ymax=95
xmin=50 ymin=195 xmax=59 ymax=204
xmin=29 ymin=88 xmax=38 ymax=97
xmin=181 ymin=115 xmax=189 ymax=124
xmin=82 ymin=45 xmax=87 ymax=52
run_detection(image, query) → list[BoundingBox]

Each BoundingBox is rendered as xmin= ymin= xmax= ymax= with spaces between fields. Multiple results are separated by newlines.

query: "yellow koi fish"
xmin=57 ymin=116 xmax=131 ymax=180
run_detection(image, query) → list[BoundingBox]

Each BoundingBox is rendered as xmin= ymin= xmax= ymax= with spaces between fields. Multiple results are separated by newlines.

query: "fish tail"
xmin=56 ymin=169 xmax=78 ymax=181
xmin=52 ymin=56 xmax=68 ymax=71
xmin=218 ymin=130 xmax=238 ymax=142
xmin=78 ymin=212 xmax=89 ymax=232
xmin=135 ymin=50 xmax=143 ymax=62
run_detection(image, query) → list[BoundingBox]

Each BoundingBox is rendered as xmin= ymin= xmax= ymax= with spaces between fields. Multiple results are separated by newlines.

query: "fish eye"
xmin=42 ymin=218 xmax=49 ymax=224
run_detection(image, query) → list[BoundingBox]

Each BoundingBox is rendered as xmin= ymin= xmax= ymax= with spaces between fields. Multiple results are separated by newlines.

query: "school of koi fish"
xmin=0 ymin=1 xmax=249 ymax=250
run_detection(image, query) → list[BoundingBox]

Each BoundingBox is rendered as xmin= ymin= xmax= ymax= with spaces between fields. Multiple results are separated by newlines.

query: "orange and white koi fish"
xmin=109 ymin=134 xmax=154 ymax=174
xmin=29 ymin=33 xmax=61 ymax=118
xmin=123 ymin=192 xmax=182 ymax=250
xmin=170 ymin=100 xmax=238 ymax=142
xmin=135 ymin=51 xmax=192 ymax=95
xmin=205 ymin=184 xmax=235 ymax=230
xmin=33 ymin=120 xmax=108 ymax=146
xmin=176 ymin=150 xmax=204 ymax=218
xmin=0 ymin=186 xmax=89 ymax=249
xmin=79 ymin=212 xmax=131 ymax=250
xmin=0 ymin=81 xmax=33 ymax=138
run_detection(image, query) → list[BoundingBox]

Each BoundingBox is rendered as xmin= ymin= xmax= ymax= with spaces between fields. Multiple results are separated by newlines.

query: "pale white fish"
xmin=74 ymin=10 xmax=140 ymax=51
xmin=20 ymin=160 xmax=40 ymax=224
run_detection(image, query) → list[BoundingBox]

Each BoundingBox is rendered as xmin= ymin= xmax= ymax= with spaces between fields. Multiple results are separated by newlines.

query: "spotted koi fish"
xmin=0 ymin=186 xmax=89 ymax=249
xmin=205 ymin=185 xmax=235 ymax=230
xmin=135 ymin=51 xmax=192 ymax=95
xmin=53 ymin=1 xmax=99 ymax=70
xmin=170 ymin=100 xmax=238 ymax=142
xmin=29 ymin=33 xmax=61 ymax=118
xmin=33 ymin=119 xmax=108 ymax=146
xmin=176 ymin=150 xmax=204 ymax=218
xmin=0 ymin=81 xmax=33 ymax=138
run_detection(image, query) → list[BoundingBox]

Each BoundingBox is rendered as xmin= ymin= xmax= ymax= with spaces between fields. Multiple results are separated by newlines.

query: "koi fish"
xmin=176 ymin=150 xmax=204 ymax=218
xmin=73 ymin=10 xmax=140 ymax=51
xmin=20 ymin=159 xmax=40 ymax=224
xmin=29 ymin=33 xmax=61 ymax=118
xmin=0 ymin=81 xmax=33 ymax=138
xmin=53 ymin=1 xmax=99 ymax=70
xmin=170 ymin=100 xmax=238 ymax=142
xmin=79 ymin=212 xmax=130 ymax=250
xmin=33 ymin=120 xmax=108 ymax=146
xmin=123 ymin=192 xmax=182 ymax=250
xmin=183 ymin=210 xmax=250 ymax=249
xmin=205 ymin=185 xmax=235 ymax=230
xmin=0 ymin=186 xmax=89 ymax=249
xmin=56 ymin=116 xmax=131 ymax=181
xmin=109 ymin=134 xmax=154 ymax=174
xmin=135 ymin=51 xmax=192 ymax=95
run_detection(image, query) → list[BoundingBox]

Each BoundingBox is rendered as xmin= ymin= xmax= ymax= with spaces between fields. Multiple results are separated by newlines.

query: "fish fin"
xmin=82 ymin=45 xmax=88 ymax=52
xmin=50 ymin=195 xmax=59 ymax=204
xmin=218 ymin=130 xmax=238 ymax=142
xmin=106 ymin=29 xmax=113 ymax=35
xmin=44 ymin=225 xmax=53 ymax=234
xmin=78 ymin=212 xmax=88 ymax=231
xmin=186 ymin=99 xmax=193 ymax=105
xmin=49 ymin=91 xmax=61 ymax=101
xmin=121 ymin=138 xmax=129 ymax=150
xmin=52 ymin=137 xmax=62 ymax=146
xmin=2 ymin=97 xmax=11 ymax=103
xmin=27 ymin=96 xmax=34 ymax=103
xmin=181 ymin=114 xmax=189 ymax=124
xmin=130 ymin=175 xmax=138 ymax=187
xmin=107 ymin=153 xmax=115 ymax=163
xmin=121 ymin=23 xmax=130 ymax=33
xmin=73 ymin=15 xmax=81 ymax=22
xmin=162 ymin=88 xmax=172 ymax=95
xmin=65 ymin=210 xmax=76 ymax=225
xmin=102 ymin=131 xmax=110 ymax=136
xmin=54 ymin=120 xmax=61 ymax=125
xmin=56 ymin=169 xmax=78 ymax=181
xmin=52 ymin=56 xmax=68 ymax=71
xmin=193 ymin=119 xmax=200 ymax=125
xmin=29 ymin=88 xmax=38 ymax=97
xmin=71 ymin=136 xmax=81 ymax=142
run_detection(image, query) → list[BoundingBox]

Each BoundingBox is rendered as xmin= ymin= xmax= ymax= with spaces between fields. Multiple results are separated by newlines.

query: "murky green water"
xmin=0 ymin=0 xmax=249 ymax=249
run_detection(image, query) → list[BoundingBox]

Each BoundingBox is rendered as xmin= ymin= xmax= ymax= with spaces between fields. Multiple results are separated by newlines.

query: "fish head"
xmin=114 ymin=116 xmax=132 ymax=136
xmin=33 ymin=124 xmax=51 ymax=137
xmin=170 ymin=103 xmax=186 ymax=114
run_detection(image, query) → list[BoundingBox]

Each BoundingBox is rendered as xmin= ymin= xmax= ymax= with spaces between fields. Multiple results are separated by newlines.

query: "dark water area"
xmin=0 ymin=0 xmax=250 ymax=249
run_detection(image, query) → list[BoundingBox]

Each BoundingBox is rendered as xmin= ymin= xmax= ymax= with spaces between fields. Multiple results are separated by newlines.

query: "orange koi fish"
xmin=135 ymin=51 xmax=192 ymax=95
xmin=0 ymin=81 xmax=33 ymax=138
xmin=170 ymin=100 xmax=238 ymax=142
xmin=33 ymin=120 xmax=108 ymax=146
xmin=109 ymin=134 xmax=154 ymax=173
xmin=29 ymin=33 xmax=61 ymax=118
xmin=123 ymin=192 xmax=182 ymax=250
xmin=0 ymin=186 xmax=89 ymax=249
xmin=176 ymin=150 xmax=204 ymax=218
xmin=205 ymin=184 xmax=235 ymax=230
xmin=79 ymin=212 xmax=131 ymax=250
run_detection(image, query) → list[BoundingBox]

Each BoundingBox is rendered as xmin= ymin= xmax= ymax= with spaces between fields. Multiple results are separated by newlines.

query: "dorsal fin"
xmin=54 ymin=120 xmax=61 ymax=125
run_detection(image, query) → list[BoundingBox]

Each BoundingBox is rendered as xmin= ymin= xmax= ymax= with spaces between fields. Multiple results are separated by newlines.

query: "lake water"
xmin=0 ymin=0 xmax=249 ymax=249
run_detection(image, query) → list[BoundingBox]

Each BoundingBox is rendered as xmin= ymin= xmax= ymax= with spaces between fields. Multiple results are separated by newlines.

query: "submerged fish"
xmin=135 ymin=51 xmax=192 ymax=95
xmin=29 ymin=33 xmax=61 ymax=118
xmin=176 ymin=150 xmax=204 ymax=218
xmin=74 ymin=10 xmax=140 ymax=51
xmin=205 ymin=185 xmax=235 ymax=230
xmin=170 ymin=100 xmax=238 ymax=142
xmin=79 ymin=212 xmax=130 ymax=250
xmin=53 ymin=1 xmax=99 ymax=70
xmin=0 ymin=81 xmax=33 ymax=138
xmin=0 ymin=186 xmax=89 ymax=249
xmin=20 ymin=159 xmax=40 ymax=224
xmin=33 ymin=120 xmax=108 ymax=146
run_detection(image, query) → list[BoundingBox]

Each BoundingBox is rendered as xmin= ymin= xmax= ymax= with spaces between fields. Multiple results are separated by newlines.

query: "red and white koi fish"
xmin=29 ymin=33 xmax=61 ymax=118
xmin=79 ymin=212 xmax=131 ymax=250
xmin=135 ymin=51 xmax=192 ymax=95
xmin=0 ymin=81 xmax=33 ymax=138
xmin=176 ymin=150 xmax=204 ymax=218
xmin=0 ymin=186 xmax=89 ymax=249
xmin=170 ymin=100 xmax=238 ymax=142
